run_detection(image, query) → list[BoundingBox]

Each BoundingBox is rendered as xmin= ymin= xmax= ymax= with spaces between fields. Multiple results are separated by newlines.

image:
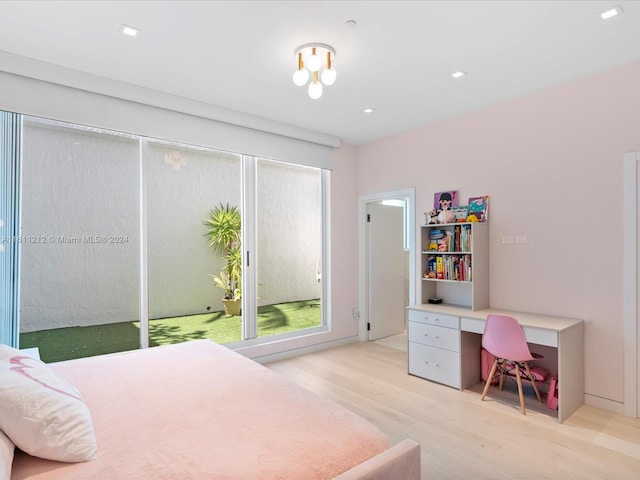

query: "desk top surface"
xmin=407 ymin=304 xmax=583 ymax=333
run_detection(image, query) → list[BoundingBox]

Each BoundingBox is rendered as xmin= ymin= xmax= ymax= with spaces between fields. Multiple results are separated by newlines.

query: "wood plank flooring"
xmin=265 ymin=340 xmax=640 ymax=480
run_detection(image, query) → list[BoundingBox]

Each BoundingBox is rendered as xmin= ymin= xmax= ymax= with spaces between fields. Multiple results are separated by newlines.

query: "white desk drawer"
xmin=409 ymin=342 xmax=460 ymax=388
xmin=460 ymin=316 xmax=485 ymax=334
xmin=408 ymin=321 xmax=459 ymax=352
xmin=461 ymin=316 xmax=558 ymax=347
xmin=522 ymin=326 xmax=558 ymax=347
xmin=407 ymin=309 xmax=459 ymax=329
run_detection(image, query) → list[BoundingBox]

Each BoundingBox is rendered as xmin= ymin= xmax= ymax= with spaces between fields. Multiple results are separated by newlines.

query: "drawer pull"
xmin=423 ymin=333 xmax=429 ymax=336
xmin=424 ymin=361 xmax=440 ymax=367
xmin=434 ymin=335 xmax=440 ymax=339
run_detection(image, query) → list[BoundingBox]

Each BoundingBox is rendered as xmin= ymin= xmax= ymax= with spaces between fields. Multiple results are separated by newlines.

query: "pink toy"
xmin=438 ymin=209 xmax=455 ymax=224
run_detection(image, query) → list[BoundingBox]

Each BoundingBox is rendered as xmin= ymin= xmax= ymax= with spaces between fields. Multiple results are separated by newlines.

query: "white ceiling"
xmin=0 ymin=0 xmax=639 ymax=145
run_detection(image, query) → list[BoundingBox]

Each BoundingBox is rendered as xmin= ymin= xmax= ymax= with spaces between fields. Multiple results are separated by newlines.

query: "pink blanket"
xmin=12 ymin=340 xmax=391 ymax=479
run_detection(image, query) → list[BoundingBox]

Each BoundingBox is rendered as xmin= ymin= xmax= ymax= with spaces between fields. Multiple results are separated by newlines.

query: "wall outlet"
xmin=353 ymin=307 xmax=360 ymax=319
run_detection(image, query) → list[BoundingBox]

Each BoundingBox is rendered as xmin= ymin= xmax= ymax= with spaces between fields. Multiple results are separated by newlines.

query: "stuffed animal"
xmin=427 ymin=209 xmax=439 ymax=224
xmin=438 ymin=209 xmax=455 ymax=224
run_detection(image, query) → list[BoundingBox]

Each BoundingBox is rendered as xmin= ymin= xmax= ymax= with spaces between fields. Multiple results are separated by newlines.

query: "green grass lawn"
xmin=19 ymin=299 xmax=321 ymax=363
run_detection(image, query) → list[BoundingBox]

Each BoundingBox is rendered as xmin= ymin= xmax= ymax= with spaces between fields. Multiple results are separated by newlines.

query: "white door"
xmin=368 ymin=201 xmax=406 ymax=340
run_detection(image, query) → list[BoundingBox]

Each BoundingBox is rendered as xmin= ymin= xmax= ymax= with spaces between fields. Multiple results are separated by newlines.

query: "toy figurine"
xmin=427 ymin=209 xmax=439 ymax=224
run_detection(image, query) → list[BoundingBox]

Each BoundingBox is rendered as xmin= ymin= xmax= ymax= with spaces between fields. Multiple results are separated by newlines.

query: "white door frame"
xmin=357 ymin=188 xmax=415 ymax=341
xmin=623 ymin=151 xmax=639 ymax=417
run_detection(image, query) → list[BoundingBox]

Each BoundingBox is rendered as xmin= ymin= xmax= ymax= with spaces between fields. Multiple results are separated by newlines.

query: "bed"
xmin=1 ymin=340 xmax=420 ymax=479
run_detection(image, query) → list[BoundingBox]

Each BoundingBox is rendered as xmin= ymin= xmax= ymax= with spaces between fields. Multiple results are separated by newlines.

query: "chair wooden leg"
xmin=524 ymin=361 xmax=543 ymax=403
xmin=481 ymin=359 xmax=499 ymax=400
xmin=515 ymin=363 xmax=526 ymax=415
xmin=498 ymin=360 xmax=505 ymax=391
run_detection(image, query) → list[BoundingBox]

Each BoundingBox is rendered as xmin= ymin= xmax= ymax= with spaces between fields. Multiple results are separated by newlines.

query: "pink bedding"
xmin=11 ymin=340 xmax=393 ymax=479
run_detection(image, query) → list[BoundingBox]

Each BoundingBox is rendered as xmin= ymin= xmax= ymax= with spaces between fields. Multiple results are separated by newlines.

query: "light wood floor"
xmin=265 ymin=340 xmax=640 ymax=480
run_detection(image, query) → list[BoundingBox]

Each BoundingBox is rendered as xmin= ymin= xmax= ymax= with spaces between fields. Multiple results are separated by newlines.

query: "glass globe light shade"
xmin=306 ymin=53 xmax=321 ymax=72
xmin=308 ymin=81 xmax=323 ymax=100
xmin=320 ymin=67 xmax=337 ymax=86
xmin=292 ymin=68 xmax=309 ymax=86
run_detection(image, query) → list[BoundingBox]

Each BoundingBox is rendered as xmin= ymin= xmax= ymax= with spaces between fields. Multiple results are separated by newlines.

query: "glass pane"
xmin=256 ymin=158 xmax=322 ymax=338
xmin=0 ymin=111 xmax=21 ymax=347
xmin=0 ymin=110 xmax=22 ymax=347
xmin=18 ymin=117 xmax=140 ymax=362
xmin=146 ymin=141 xmax=242 ymax=346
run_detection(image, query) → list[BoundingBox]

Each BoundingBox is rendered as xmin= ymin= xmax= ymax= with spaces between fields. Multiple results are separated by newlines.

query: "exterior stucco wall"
xmin=19 ymin=120 xmax=322 ymax=332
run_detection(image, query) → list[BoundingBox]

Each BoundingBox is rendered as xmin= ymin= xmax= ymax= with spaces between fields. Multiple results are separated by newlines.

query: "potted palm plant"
xmin=204 ymin=203 xmax=242 ymax=316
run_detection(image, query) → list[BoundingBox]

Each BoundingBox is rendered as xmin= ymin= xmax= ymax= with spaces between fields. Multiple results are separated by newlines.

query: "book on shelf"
xmin=424 ymin=254 xmax=472 ymax=282
xmin=425 ymin=223 xmax=473 ymax=253
xmin=436 ymin=256 xmax=444 ymax=279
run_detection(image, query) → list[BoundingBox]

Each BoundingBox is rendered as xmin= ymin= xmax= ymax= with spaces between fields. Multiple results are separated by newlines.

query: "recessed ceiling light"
xmin=451 ymin=70 xmax=467 ymax=79
xmin=600 ymin=5 xmax=623 ymax=20
xmin=363 ymin=108 xmax=375 ymax=114
xmin=120 ymin=24 xmax=139 ymax=37
xmin=346 ymin=20 xmax=357 ymax=29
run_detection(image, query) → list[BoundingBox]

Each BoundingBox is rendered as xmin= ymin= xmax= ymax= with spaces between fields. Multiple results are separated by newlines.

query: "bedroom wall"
xmin=355 ymin=60 xmax=640 ymax=408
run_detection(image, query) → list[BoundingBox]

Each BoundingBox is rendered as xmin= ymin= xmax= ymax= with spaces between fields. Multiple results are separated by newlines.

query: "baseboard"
xmin=252 ymin=336 xmax=358 ymax=364
xmin=584 ymin=393 xmax=625 ymax=415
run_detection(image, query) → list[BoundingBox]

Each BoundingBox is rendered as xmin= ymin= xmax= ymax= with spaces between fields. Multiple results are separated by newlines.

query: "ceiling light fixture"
xmin=363 ymin=108 xmax=375 ymax=114
xmin=293 ymin=43 xmax=336 ymax=100
xmin=451 ymin=70 xmax=467 ymax=79
xmin=600 ymin=5 xmax=623 ymax=19
xmin=120 ymin=24 xmax=139 ymax=37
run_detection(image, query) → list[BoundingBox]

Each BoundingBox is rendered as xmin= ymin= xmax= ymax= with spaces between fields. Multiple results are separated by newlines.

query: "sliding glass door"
xmin=255 ymin=158 xmax=323 ymax=338
xmin=145 ymin=140 xmax=243 ymax=346
xmin=12 ymin=113 xmax=329 ymax=361
xmin=18 ymin=117 xmax=140 ymax=362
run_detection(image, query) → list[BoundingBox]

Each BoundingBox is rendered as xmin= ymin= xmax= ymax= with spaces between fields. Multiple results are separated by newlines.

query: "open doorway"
xmin=357 ymin=189 xmax=415 ymax=344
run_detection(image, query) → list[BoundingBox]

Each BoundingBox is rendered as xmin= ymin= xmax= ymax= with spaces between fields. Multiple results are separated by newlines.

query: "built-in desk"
xmin=407 ymin=304 xmax=584 ymax=423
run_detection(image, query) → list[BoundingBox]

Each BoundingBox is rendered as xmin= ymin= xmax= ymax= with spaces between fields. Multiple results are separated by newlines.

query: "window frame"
xmin=11 ymin=113 xmax=330 ymax=353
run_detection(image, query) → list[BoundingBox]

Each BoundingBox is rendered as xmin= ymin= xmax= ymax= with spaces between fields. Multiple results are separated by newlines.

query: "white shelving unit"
xmin=419 ymin=222 xmax=488 ymax=310
xmin=408 ymin=221 xmax=488 ymax=388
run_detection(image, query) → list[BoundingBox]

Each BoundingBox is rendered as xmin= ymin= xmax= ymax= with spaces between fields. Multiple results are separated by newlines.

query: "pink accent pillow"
xmin=0 ymin=344 xmax=97 ymax=462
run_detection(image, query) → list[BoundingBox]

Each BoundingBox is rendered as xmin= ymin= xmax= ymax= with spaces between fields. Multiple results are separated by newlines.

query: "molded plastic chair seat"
xmin=480 ymin=314 xmax=549 ymax=415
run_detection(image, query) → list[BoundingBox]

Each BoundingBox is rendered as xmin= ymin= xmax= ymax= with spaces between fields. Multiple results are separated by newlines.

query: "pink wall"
xmin=355 ymin=60 xmax=640 ymax=404
xmin=328 ymin=143 xmax=359 ymax=338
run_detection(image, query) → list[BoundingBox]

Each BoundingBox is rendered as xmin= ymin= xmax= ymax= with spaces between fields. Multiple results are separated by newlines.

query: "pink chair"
xmin=480 ymin=314 xmax=547 ymax=415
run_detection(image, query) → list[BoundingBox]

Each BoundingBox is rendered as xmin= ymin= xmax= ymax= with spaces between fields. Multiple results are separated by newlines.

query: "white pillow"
xmin=0 ymin=429 xmax=15 ymax=480
xmin=0 ymin=344 xmax=97 ymax=463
